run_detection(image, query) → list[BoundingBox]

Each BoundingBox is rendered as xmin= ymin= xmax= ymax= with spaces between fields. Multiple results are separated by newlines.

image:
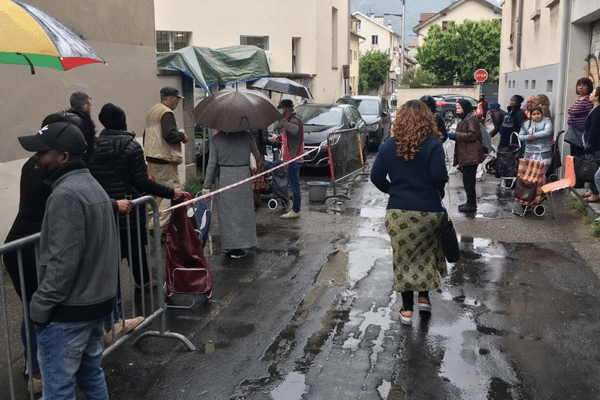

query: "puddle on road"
xmin=342 ymin=292 xmax=398 ymax=370
xmin=270 ymin=371 xmax=307 ymax=400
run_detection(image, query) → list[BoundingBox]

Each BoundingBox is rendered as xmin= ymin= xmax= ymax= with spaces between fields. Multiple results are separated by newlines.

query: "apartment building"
xmin=498 ymin=0 xmax=600 ymax=129
xmin=154 ymin=0 xmax=351 ymax=103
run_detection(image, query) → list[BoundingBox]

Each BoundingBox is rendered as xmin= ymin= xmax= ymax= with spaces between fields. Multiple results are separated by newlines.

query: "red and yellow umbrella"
xmin=0 ymin=0 xmax=105 ymax=74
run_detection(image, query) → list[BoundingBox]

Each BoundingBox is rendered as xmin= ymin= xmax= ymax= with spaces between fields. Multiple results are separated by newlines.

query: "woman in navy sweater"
xmin=371 ymin=100 xmax=449 ymax=325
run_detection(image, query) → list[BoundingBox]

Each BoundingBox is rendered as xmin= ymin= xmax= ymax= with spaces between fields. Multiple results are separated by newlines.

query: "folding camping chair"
xmin=541 ymin=156 xmax=576 ymax=220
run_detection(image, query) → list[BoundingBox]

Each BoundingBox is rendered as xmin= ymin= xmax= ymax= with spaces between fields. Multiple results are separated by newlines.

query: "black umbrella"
xmin=193 ymin=88 xmax=282 ymax=132
xmin=251 ymin=77 xmax=311 ymax=99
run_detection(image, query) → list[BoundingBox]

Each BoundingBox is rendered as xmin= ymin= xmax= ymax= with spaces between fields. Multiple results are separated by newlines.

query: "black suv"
xmin=336 ymin=95 xmax=391 ymax=150
xmin=433 ymin=94 xmax=478 ymax=123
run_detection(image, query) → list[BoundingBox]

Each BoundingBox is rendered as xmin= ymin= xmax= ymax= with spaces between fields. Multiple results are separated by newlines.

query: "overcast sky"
xmin=351 ymin=0 xmax=502 ymax=42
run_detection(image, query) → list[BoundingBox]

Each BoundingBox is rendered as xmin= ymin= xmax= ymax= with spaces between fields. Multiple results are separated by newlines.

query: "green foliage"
xmin=359 ymin=50 xmax=392 ymax=94
xmin=400 ymin=68 xmax=437 ymax=87
xmin=415 ymin=20 xmax=501 ymax=85
xmin=567 ymin=196 xmax=600 ymax=239
xmin=183 ymin=176 xmax=204 ymax=197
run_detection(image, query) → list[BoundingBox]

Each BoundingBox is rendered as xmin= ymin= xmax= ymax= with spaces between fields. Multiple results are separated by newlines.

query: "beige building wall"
xmin=154 ymin=0 xmax=350 ymax=104
xmin=350 ymin=32 xmax=361 ymax=95
xmin=415 ymin=1 xmax=502 ymax=47
xmin=0 ymin=0 xmax=182 ymax=243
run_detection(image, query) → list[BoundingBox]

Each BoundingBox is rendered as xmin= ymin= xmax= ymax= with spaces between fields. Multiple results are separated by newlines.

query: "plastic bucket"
xmin=307 ymin=181 xmax=329 ymax=202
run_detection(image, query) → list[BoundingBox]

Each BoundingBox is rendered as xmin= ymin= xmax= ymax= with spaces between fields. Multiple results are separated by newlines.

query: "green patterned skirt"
xmin=384 ymin=209 xmax=447 ymax=293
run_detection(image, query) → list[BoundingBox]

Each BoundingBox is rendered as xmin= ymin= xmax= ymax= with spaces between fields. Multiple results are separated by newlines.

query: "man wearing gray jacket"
xmin=18 ymin=122 xmax=118 ymax=400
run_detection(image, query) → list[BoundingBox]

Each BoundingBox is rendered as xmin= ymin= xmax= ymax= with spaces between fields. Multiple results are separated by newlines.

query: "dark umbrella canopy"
xmin=193 ymin=89 xmax=282 ymax=132
xmin=251 ymin=77 xmax=311 ymax=99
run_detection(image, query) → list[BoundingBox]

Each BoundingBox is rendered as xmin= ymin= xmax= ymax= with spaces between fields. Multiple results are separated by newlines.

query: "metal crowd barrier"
xmin=327 ymin=128 xmax=365 ymax=183
xmin=0 ymin=195 xmax=194 ymax=400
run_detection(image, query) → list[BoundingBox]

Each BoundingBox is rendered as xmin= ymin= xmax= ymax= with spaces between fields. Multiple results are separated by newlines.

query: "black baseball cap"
xmin=18 ymin=122 xmax=88 ymax=155
xmin=160 ymin=86 xmax=184 ymax=99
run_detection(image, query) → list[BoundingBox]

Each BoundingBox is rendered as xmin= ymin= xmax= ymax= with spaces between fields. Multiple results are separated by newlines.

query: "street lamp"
xmin=383 ymin=0 xmax=406 ymax=82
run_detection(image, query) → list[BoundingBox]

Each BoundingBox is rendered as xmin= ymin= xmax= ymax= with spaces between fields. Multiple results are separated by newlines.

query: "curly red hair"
xmin=391 ymin=100 xmax=443 ymax=161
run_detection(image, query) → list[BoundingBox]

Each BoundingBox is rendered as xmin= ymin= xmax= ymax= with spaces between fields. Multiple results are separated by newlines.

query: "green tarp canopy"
xmin=156 ymin=45 xmax=271 ymax=92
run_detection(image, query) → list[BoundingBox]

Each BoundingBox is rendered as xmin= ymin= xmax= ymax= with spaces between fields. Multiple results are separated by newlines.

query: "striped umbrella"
xmin=0 ymin=0 xmax=105 ymax=74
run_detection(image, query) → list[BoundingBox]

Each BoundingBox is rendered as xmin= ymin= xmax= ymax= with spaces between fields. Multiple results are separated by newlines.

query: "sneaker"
xmin=281 ymin=210 xmax=300 ymax=219
xmin=228 ymin=249 xmax=246 ymax=259
xmin=399 ymin=308 xmax=412 ymax=325
xmin=28 ymin=376 xmax=42 ymax=394
xmin=418 ymin=297 xmax=432 ymax=312
xmin=104 ymin=317 xmax=145 ymax=346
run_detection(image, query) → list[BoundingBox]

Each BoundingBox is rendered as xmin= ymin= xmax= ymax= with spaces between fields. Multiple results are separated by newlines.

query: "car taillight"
xmin=436 ymin=101 xmax=446 ymax=106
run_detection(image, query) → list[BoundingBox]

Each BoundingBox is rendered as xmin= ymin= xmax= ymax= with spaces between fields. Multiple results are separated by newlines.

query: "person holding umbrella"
xmin=202 ymin=130 xmax=260 ymax=259
xmin=272 ymin=99 xmax=305 ymax=219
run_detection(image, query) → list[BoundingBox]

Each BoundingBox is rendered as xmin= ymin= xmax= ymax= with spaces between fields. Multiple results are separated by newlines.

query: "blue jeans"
xmin=287 ymin=162 xmax=301 ymax=213
xmin=35 ymin=318 xmax=108 ymax=400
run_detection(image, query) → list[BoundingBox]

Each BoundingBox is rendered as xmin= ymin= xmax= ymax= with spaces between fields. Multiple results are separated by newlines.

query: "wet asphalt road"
xmin=4 ymin=148 xmax=600 ymax=400
xmin=98 ymin=149 xmax=600 ymax=400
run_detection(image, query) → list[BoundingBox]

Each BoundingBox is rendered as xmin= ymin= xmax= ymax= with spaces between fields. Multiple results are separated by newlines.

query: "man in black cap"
xmin=273 ymin=99 xmax=304 ymax=219
xmin=18 ymin=122 xmax=118 ymax=399
xmin=144 ymin=86 xmax=189 ymax=233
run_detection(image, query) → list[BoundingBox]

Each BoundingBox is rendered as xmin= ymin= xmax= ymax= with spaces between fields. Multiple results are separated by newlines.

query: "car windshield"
xmin=296 ymin=106 xmax=343 ymax=126
xmin=337 ymin=98 xmax=379 ymax=115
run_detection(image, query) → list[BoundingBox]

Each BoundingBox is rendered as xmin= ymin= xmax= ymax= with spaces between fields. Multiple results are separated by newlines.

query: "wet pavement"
xmin=3 ymin=150 xmax=600 ymax=400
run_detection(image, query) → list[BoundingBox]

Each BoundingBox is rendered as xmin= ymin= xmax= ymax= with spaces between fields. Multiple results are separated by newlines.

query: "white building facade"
xmin=352 ymin=11 xmax=401 ymax=95
xmin=154 ymin=0 xmax=351 ymax=103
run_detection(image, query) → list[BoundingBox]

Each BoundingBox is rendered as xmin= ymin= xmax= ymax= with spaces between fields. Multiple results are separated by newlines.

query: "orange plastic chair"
xmin=541 ymin=155 xmax=576 ymax=219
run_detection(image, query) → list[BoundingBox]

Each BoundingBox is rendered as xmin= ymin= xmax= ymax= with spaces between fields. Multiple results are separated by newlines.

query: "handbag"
xmin=440 ymin=207 xmax=460 ymax=263
xmin=564 ymin=125 xmax=584 ymax=148
xmin=573 ymin=155 xmax=600 ymax=183
xmin=496 ymin=132 xmax=521 ymax=177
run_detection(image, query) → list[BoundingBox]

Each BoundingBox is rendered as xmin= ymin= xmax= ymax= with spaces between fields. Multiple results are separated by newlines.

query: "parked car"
xmin=433 ymin=94 xmax=478 ymax=123
xmin=336 ymin=95 xmax=391 ymax=150
xmin=294 ymin=103 xmax=369 ymax=168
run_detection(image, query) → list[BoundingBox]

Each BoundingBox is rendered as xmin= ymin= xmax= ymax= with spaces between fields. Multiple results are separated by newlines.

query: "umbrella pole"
xmin=16 ymin=53 xmax=35 ymax=75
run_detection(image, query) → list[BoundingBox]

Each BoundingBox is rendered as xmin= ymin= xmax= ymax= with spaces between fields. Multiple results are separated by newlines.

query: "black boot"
xmin=458 ymin=203 xmax=477 ymax=212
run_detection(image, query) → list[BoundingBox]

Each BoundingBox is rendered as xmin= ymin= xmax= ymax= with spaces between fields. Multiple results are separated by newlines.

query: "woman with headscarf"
xmin=487 ymin=101 xmax=507 ymax=138
xmin=370 ymin=100 xmax=448 ymax=325
xmin=454 ymin=99 xmax=484 ymax=213
xmin=523 ymin=96 xmax=537 ymax=119
xmin=495 ymin=95 xmax=527 ymax=177
xmin=566 ymin=78 xmax=594 ymax=157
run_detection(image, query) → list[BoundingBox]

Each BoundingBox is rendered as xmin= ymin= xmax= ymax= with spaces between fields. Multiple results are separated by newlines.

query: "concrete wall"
xmin=415 ymin=1 xmax=502 ymax=46
xmin=501 ymin=64 xmax=560 ymax=115
xmin=154 ymin=0 xmax=349 ymax=104
xmin=0 ymin=1 xmax=185 ymax=243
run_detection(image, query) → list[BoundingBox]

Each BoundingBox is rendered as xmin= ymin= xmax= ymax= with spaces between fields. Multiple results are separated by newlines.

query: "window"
xmin=332 ymin=7 xmax=338 ymax=69
xmin=531 ymin=80 xmax=536 ymax=90
xmin=354 ymin=50 xmax=358 ymax=60
xmin=524 ymin=80 xmax=529 ymax=89
xmin=547 ymin=80 xmax=553 ymax=92
xmin=509 ymin=81 xmax=512 ymax=88
xmin=357 ymin=20 xmax=362 ymax=30
xmin=372 ymin=35 xmax=379 ymax=45
xmin=442 ymin=21 xmax=449 ymax=31
xmin=156 ymin=31 xmax=190 ymax=52
xmin=239 ymin=35 xmax=270 ymax=51
xmin=292 ymin=38 xmax=300 ymax=73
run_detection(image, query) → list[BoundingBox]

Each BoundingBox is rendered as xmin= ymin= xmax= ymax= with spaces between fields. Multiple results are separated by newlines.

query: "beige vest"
xmin=144 ymin=103 xmax=183 ymax=164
